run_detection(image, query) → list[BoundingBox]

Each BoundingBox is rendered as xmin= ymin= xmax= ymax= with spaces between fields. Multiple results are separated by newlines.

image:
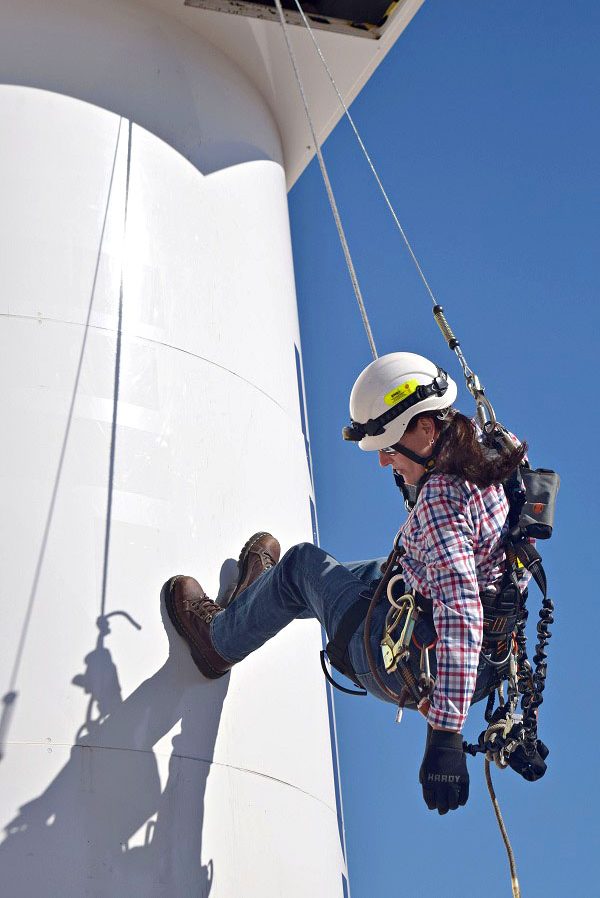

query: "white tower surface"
xmin=0 ymin=1 xmax=423 ymax=895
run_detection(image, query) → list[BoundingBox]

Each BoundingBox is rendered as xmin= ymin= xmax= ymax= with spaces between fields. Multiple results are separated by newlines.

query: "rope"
xmin=485 ymin=759 xmax=521 ymax=898
xmin=484 ymin=719 xmax=513 ymax=770
xmin=291 ymin=0 xmax=439 ymax=308
xmin=290 ymin=0 xmax=500 ymax=426
xmin=273 ymin=0 xmax=378 ymax=360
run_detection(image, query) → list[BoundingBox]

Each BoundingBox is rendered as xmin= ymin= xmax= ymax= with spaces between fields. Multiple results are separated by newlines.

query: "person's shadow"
xmin=0 ymin=563 xmax=238 ymax=897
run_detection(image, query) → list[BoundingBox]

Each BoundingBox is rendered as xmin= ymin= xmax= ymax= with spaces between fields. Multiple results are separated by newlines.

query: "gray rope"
xmin=485 ymin=759 xmax=522 ymax=898
xmin=292 ymin=0 xmax=500 ymax=418
xmin=292 ymin=0 xmax=439 ymax=309
xmin=273 ymin=0 xmax=378 ymax=360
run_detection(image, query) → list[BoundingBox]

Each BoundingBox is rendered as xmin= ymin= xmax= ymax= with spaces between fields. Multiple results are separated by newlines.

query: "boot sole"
xmin=228 ymin=531 xmax=274 ymax=604
xmin=161 ymin=577 xmax=225 ymax=680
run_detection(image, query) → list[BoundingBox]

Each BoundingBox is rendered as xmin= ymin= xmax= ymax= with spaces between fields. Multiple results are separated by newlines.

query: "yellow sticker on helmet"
xmin=384 ymin=379 xmax=418 ymax=407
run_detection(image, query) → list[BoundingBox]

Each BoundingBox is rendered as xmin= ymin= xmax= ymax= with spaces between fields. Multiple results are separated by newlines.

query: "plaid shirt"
xmin=399 ymin=473 xmax=515 ymax=732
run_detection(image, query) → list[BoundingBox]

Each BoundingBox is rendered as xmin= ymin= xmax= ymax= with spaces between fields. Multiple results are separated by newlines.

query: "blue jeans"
xmin=210 ymin=543 xmax=498 ymax=707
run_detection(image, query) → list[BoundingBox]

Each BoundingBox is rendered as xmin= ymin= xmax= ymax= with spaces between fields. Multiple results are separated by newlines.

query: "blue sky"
xmin=289 ymin=1 xmax=599 ymax=895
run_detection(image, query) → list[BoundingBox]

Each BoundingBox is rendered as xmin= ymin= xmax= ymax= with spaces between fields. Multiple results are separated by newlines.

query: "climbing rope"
xmin=284 ymin=0 xmax=502 ymax=434
xmin=485 ymin=759 xmax=521 ymax=898
xmin=273 ymin=0 xmax=377 ymax=360
xmin=291 ymin=0 xmax=439 ymax=308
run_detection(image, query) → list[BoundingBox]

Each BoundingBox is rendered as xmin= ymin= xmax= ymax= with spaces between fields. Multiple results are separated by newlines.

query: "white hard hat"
xmin=343 ymin=352 xmax=457 ymax=451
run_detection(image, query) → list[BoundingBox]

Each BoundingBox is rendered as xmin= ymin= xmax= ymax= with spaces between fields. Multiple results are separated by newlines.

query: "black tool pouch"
xmin=519 ymin=468 xmax=560 ymax=539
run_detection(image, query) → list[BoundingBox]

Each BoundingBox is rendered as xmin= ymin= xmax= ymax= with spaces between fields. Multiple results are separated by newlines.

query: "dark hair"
xmin=406 ymin=409 xmax=526 ymax=488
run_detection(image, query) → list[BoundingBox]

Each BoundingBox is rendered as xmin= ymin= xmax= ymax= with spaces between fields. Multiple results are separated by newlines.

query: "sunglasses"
xmin=380 ymin=443 xmax=402 ymax=455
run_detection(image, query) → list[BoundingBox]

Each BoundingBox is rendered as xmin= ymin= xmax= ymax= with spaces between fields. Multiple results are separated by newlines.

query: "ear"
xmin=418 ymin=416 xmax=437 ymax=439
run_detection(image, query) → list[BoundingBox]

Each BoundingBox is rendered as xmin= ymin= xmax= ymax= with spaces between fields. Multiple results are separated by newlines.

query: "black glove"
xmin=419 ymin=725 xmax=469 ymax=814
xmin=508 ymin=739 xmax=549 ymax=782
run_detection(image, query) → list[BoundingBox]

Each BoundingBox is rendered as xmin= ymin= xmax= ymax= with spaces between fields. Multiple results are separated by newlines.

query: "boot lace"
xmin=183 ymin=597 xmax=220 ymax=623
xmin=260 ymin=552 xmax=275 ymax=571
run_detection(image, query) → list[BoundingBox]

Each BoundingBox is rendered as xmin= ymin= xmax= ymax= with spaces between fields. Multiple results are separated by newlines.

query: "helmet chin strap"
xmin=390 ymin=442 xmax=437 ymax=471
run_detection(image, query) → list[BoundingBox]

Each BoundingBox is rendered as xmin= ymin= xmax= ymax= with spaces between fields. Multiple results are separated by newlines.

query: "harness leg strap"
xmin=322 ymin=592 xmax=373 ymax=694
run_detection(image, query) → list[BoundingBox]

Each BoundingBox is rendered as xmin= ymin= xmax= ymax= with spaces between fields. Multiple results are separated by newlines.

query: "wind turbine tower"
xmin=0 ymin=2 xmax=423 ymax=895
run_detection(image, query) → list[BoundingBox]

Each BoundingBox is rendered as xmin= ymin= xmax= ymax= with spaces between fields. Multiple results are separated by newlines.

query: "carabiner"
xmin=380 ymin=591 xmax=417 ymax=674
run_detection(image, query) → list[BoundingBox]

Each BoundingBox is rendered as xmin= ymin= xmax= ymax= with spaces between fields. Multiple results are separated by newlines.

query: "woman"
xmin=163 ymin=352 xmax=526 ymax=815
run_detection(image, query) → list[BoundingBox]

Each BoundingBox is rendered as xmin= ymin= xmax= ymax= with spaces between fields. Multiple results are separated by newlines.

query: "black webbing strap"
xmin=515 ymin=541 xmax=547 ymax=598
xmin=320 ymin=592 xmax=373 ymax=696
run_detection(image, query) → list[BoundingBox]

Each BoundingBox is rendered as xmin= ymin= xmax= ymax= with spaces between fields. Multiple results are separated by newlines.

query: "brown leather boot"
xmin=227 ymin=531 xmax=281 ymax=605
xmin=162 ymin=575 xmax=232 ymax=679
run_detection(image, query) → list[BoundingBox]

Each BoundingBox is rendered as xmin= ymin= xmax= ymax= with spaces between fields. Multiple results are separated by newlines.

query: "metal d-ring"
xmin=386 ymin=574 xmax=411 ymax=609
